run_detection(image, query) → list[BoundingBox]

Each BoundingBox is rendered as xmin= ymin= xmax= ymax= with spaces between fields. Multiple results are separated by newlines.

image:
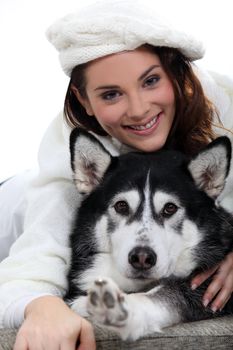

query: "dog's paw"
xmin=87 ymin=277 xmax=128 ymax=327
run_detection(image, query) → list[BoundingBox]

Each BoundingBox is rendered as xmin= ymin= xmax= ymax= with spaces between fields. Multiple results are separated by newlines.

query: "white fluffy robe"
xmin=0 ymin=67 xmax=233 ymax=328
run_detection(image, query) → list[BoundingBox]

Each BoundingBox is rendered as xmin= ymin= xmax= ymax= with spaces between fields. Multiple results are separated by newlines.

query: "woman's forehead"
xmin=85 ymin=47 xmax=161 ymax=86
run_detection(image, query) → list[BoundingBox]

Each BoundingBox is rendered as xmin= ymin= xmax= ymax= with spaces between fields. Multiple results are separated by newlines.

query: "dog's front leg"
xmin=86 ymin=277 xmax=181 ymax=340
xmin=69 ymin=295 xmax=89 ymax=318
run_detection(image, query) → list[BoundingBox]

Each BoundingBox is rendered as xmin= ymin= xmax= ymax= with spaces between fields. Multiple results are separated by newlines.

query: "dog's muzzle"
xmin=128 ymin=246 xmax=157 ymax=271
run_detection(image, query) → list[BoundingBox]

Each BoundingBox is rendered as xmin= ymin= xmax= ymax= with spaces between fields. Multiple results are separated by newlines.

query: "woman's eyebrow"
xmin=95 ymin=84 xmax=119 ymax=91
xmin=94 ymin=64 xmax=160 ymax=91
xmin=138 ymin=65 xmax=160 ymax=81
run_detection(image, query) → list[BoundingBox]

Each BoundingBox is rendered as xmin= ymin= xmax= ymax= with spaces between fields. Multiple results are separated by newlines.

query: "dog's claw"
xmin=95 ymin=278 xmax=107 ymax=286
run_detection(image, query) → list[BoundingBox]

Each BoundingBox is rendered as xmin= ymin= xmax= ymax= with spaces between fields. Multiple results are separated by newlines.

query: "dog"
xmin=65 ymin=129 xmax=233 ymax=340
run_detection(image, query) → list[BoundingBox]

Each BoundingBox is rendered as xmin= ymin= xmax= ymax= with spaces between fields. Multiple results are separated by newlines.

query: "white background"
xmin=0 ymin=0 xmax=233 ymax=182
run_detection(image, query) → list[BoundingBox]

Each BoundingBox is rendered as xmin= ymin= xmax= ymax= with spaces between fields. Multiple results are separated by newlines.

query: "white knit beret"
xmin=46 ymin=0 xmax=205 ymax=77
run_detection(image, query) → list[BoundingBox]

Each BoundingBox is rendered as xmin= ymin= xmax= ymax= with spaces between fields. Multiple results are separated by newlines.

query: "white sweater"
xmin=0 ymin=67 xmax=233 ymax=328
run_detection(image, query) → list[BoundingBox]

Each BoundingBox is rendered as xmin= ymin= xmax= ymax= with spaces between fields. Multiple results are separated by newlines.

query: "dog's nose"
xmin=128 ymin=246 xmax=157 ymax=270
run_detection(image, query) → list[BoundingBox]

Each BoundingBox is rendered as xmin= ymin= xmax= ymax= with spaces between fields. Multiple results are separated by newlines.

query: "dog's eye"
xmin=162 ymin=202 xmax=178 ymax=218
xmin=114 ymin=201 xmax=129 ymax=215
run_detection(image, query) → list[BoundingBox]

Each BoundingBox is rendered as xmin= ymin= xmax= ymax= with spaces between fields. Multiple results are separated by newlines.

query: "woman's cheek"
xmin=96 ymin=106 xmax=123 ymax=126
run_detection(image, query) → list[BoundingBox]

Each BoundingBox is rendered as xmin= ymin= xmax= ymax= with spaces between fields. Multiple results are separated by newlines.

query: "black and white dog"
xmin=65 ymin=129 xmax=233 ymax=340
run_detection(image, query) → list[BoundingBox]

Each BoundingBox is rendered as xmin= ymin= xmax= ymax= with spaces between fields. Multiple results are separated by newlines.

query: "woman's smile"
xmin=124 ymin=113 xmax=162 ymax=136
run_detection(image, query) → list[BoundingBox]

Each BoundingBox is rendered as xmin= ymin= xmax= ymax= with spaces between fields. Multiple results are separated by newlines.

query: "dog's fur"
xmin=65 ymin=129 xmax=233 ymax=340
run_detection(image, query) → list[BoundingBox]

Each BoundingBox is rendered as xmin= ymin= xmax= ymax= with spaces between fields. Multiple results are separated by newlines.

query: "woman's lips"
xmin=124 ymin=113 xmax=162 ymax=136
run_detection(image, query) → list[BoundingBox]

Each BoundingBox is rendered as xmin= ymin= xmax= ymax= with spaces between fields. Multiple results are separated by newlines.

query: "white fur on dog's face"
xmin=97 ymin=174 xmax=201 ymax=284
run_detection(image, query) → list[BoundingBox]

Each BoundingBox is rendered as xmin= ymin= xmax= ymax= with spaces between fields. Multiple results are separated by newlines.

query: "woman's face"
xmin=76 ymin=46 xmax=176 ymax=152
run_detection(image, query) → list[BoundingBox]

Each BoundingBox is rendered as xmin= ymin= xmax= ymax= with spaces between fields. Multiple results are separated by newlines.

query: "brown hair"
xmin=64 ymin=46 xmax=218 ymax=155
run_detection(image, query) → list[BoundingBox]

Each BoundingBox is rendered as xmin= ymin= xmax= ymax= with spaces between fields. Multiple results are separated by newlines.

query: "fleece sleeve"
xmin=206 ymin=70 xmax=233 ymax=211
xmin=0 ymin=114 xmax=82 ymax=327
xmin=196 ymin=67 xmax=233 ymax=212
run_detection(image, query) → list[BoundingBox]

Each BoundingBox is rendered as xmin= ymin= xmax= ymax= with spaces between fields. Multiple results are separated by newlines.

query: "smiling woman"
xmin=66 ymin=45 xmax=215 ymax=155
xmin=0 ymin=0 xmax=232 ymax=180
xmin=70 ymin=46 xmax=176 ymax=152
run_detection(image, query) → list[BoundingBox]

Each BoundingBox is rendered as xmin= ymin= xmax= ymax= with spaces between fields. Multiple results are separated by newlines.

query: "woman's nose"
xmin=126 ymin=93 xmax=150 ymax=119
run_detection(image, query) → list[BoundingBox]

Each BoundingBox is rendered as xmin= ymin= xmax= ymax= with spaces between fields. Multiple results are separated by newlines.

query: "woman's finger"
xmin=211 ymin=290 xmax=231 ymax=312
xmin=78 ymin=318 xmax=96 ymax=350
xmin=202 ymin=254 xmax=233 ymax=309
xmin=220 ymin=295 xmax=231 ymax=311
xmin=13 ymin=335 xmax=29 ymax=350
xmin=191 ymin=265 xmax=219 ymax=290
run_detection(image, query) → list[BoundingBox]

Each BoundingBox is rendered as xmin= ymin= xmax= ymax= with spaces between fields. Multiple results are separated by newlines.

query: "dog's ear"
xmin=70 ymin=128 xmax=112 ymax=194
xmin=188 ymin=136 xmax=232 ymax=199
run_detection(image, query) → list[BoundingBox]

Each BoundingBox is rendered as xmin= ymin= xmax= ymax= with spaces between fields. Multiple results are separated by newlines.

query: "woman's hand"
xmin=191 ymin=252 xmax=233 ymax=312
xmin=13 ymin=295 xmax=96 ymax=350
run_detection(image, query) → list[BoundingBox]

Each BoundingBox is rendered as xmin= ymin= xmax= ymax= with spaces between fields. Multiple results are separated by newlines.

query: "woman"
xmin=0 ymin=1 xmax=233 ymax=349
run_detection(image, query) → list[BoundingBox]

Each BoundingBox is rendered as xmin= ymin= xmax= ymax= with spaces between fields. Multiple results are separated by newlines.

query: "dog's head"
xmin=70 ymin=129 xmax=232 ymax=285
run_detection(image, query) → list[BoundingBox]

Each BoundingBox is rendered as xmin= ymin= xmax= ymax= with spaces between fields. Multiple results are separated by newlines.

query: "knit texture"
xmin=46 ymin=0 xmax=205 ymax=76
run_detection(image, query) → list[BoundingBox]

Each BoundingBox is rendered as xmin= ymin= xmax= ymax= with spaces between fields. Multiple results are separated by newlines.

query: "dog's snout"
xmin=128 ymin=246 xmax=157 ymax=270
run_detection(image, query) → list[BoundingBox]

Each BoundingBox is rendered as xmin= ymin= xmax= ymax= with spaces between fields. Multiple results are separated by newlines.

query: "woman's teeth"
xmin=129 ymin=116 xmax=158 ymax=130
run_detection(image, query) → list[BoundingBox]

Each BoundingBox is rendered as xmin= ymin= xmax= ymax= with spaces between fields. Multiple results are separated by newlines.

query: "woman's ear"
xmin=71 ymin=84 xmax=94 ymax=116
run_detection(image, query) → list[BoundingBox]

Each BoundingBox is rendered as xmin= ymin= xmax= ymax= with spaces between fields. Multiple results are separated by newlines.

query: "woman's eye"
xmin=161 ymin=202 xmax=178 ymax=218
xmin=144 ymin=76 xmax=160 ymax=87
xmin=114 ymin=200 xmax=130 ymax=215
xmin=101 ymin=91 xmax=121 ymax=101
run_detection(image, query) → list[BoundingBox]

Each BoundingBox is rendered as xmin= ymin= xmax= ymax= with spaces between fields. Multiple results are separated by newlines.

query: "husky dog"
xmin=65 ymin=129 xmax=233 ymax=340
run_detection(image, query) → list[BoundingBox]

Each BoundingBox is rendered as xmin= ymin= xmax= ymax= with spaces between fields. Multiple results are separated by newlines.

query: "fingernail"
xmin=203 ymin=299 xmax=209 ymax=307
xmin=191 ymin=283 xmax=197 ymax=290
xmin=211 ymin=305 xmax=217 ymax=313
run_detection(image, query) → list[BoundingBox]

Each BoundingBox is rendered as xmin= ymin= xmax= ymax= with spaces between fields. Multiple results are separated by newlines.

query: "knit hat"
xmin=46 ymin=0 xmax=205 ymax=77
